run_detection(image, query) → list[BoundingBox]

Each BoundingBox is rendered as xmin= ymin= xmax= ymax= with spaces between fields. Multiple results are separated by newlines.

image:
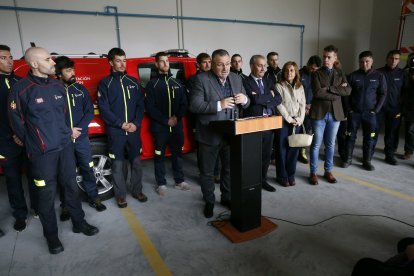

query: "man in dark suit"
xmin=242 ymin=55 xmax=281 ymax=192
xmin=308 ymin=45 xmax=351 ymax=185
xmin=189 ymin=49 xmax=250 ymax=218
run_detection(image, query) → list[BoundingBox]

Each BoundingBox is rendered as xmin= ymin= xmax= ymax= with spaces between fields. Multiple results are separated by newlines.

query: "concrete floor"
xmin=0 ymin=137 xmax=413 ymax=276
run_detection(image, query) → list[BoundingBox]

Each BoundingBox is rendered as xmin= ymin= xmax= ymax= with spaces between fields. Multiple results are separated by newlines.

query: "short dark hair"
xmin=266 ymin=52 xmax=279 ymax=59
xmin=231 ymin=54 xmax=242 ymax=61
xmin=107 ymin=47 xmax=126 ymax=61
xmin=323 ymin=45 xmax=338 ymax=54
xmin=359 ymin=50 xmax=373 ymax=59
xmin=196 ymin=53 xmax=211 ymax=64
xmin=54 ymin=56 xmax=75 ymax=76
xmin=386 ymin=49 xmax=401 ymax=58
xmin=307 ymin=55 xmax=322 ymax=67
xmin=212 ymin=49 xmax=229 ymax=60
xmin=155 ymin=51 xmax=168 ymax=62
xmin=0 ymin=45 xmax=11 ymax=52
xmin=249 ymin=55 xmax=265 ymax=66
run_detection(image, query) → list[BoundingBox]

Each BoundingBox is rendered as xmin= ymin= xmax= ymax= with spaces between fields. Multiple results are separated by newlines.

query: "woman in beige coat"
xmin=275 ymin=61 xmax=306 ymax=186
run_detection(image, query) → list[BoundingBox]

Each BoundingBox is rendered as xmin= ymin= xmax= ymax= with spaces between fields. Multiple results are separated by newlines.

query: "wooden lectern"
xmin=210 ymin=116 xmax=282 ymax=242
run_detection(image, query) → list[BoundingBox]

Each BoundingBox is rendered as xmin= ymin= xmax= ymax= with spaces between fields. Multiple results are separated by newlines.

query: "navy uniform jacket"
xmin=145 ymin=73 xmax=187 ymax=133
xmin=97 ymin=71 xmax=144 ymax=137
xmin=264 ymin=67 xmax=282 ymax=86
xmin=242 ymin=75 xmax=282 ymax=117
xmin=64 ymin=82 xmax=94 ymax=140
xmin=377 ymin=65 xmax=405 ymax=113
xmin=8 ymin=72 xmax=72 ymax=157
xmin=0 ymin=73 xmax=20 ymax=140
xmin=299 ymin=67 xmax=313 ymax=105
xmin=347 ymin=69 xmax=387 ymax=113
xmin=230 ymin=68 xmax=248 ymax=80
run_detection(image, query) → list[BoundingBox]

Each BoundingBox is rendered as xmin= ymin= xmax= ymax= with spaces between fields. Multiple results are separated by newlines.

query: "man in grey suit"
xmin=189 ymin=49 xmax=250 ymax=218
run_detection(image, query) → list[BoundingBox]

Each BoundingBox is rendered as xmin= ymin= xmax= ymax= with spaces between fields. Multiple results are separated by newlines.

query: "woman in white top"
xmin=275 ymin=61 xmax=306 ymax=186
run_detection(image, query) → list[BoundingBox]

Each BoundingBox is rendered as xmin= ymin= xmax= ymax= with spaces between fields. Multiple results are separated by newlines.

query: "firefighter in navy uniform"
xmin=8 ymin=47 xmax=98 ymax=254
xmin=0 ymin=44 xmax=37 ymax=232
xmin=343 ymin=51 xmax=387 ymax=171
xmin=55 ymin=56 xmax=106 ymax=215
xmin=97 ymin=48 xmax=147 ymax=208
xmin=145 ymin=51 xmax=189 ymax=196
xmin=372 ymin=50 xmax=405 ymax=165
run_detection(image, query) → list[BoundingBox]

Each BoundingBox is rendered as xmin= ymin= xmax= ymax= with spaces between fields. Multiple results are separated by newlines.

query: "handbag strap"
xmin=291 ymin=125 xmax=307 ymax=135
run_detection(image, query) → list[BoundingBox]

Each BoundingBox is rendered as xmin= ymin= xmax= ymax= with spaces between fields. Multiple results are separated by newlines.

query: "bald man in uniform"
xmin=8 ymin=47 xmax=98 ymax=254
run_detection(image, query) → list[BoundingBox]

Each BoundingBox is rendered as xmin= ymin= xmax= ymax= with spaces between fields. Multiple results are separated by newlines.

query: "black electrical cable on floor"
xmin=265 ymin=214 xmax=414 ymax=228
xmin=208 ymin=212 xmax=414 ymax=228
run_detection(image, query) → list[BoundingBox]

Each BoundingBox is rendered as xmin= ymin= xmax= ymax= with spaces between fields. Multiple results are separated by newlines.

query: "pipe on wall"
xmin=0 ymin=5 xmax=306 ymax=66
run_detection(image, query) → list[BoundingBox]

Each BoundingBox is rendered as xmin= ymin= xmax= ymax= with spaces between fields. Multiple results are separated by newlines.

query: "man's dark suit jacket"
xmin=242 ymin=75 xmax=282 ymax=117
xmin=309 ymin=68 xmax=351 ymax=121
xmin=189 ymin=71 xmax=250 ymax=146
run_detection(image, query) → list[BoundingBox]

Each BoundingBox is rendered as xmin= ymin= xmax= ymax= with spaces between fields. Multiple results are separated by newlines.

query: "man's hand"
xmin=234 ymin=93 xmax=247 ymax=105
xmin=121 ymin=122 xmax=129 ymax=131
xmin=341 ymin=82 xmax=348 ymax=87
xmin=168 ymin=116 xmax=178 ymax=127
xmin=270 ymin=90 xmax=275 ymax=97
xmin=126 ymin=122 xmax=137 ymax=132
xmin=71 ymin=127 xmax=82 ymax=140
xmin=12 ymin=135 xmax=23 ymax=147
xmin=305 ymin=104 xmax=311 ymax=115
xmin=220 ymin=97 xmax=235 ymax=109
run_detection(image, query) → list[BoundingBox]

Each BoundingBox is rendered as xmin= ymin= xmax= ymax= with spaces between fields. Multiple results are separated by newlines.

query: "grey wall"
xmin=0 ymin=0 xmax=403 ymax=73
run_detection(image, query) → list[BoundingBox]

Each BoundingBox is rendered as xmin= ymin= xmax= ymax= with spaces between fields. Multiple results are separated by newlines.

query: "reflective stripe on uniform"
xmin=109 ymin=153 xmax=115 ymax=159
xmin=155 ymin=150 xmax=161 ymax=155
xmin=89 ymin=161 xmax=94 ymax=167
xmin=370 ymin=132 xmax=376 ymax=137
xmin=34 ymin=179 xmax=46 ymax=187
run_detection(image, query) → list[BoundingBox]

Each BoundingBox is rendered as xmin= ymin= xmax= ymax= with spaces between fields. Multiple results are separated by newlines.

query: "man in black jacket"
xmin=145 ymin=52 xmax=189 ymax=196
xmin=242 ymin=54 xmax=281 ymax=192
xmin=8 ymin=47 xmax=98 ymax=254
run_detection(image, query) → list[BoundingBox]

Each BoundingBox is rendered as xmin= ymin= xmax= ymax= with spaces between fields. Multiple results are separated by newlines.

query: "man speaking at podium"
xmin=189 ymin=49 xmax=250 ymax=218
xmin=242 ymin=55 xmax=282 ymax=193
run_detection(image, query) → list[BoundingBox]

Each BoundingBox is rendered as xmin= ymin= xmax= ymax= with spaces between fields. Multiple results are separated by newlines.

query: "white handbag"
xmin=287 ymin=125 xmax=313 ymax=147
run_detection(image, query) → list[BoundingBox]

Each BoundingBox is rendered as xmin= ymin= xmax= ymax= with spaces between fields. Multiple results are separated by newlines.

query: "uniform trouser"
xmin=29 ymin=143 xmax=85 ymax=238
xmin=0 ymin=138 xmax=38 ymax=219
xmin=198 ymin=140 xmax=231 ymax=205
xmin=59 ymin=136 xmax=98 ymax=206
xmin=74 ymin=137 xmax=98 ymax=199
xmin=153 ymin=129 xmax=184 ymax=186
xmin=346 ymin=111 xmax=377 ymax=160
xmin=262 ymin=130 xmax=274 ymax=184
xmin=108 ymin=132 xmax=142 ymax=198
xmin=372 ymin=109 xmax=401 ymax=157
xmin=337 ymin=120 xmax=348 ymax=160
xmin=404 ymin=118 xmax=414 ymax=154
xmin=275 ymin=122 xmax=300 ymax=182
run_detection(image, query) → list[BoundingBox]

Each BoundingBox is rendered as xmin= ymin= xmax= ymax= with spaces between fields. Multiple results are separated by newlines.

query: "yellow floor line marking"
xmin=334 ymin=170 xmax=414 ymax=202
xmin=121 ymin=207 xmax=172 ymax=276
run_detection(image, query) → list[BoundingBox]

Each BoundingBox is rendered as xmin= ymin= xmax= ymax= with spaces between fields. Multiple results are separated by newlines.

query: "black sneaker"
xmin=385 ymin=156 xmax=398 ymax=165
xmin=0 ymin=228 xmax=5 ymax=237
xmin=73 ymin=222 xmax=99 ymax=236
xmin=60 ymin=208 xmax=70 ymax=222
xmin=14 ymin=218 xmax=27 ymax=232
xmin=47 ymin=236 xmax=64 ymax=254
xmin=89 ymin=199 xmax=107 ymax=212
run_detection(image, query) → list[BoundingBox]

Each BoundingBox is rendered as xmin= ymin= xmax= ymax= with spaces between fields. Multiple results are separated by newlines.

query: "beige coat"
xmin=276 ymin=81 xmax=306 ymax=125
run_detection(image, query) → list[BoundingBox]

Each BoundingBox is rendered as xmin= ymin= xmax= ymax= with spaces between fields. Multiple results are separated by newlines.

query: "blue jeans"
xmin=310 ymin=112 xmax=340 ymax=173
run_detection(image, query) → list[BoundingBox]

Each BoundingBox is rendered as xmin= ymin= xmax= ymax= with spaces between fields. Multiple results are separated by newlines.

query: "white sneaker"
xmin=175 ymin=182 xmax=191 ymax=191
xmin=157 ymin=185 xmax=167 ymax=196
